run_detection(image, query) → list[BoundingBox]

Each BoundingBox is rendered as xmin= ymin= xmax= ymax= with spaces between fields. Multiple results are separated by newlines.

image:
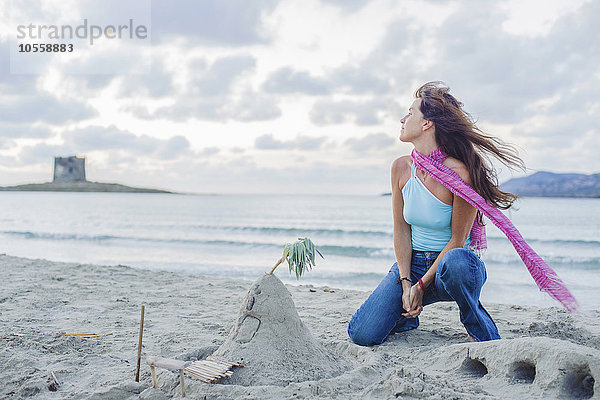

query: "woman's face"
xmin=399 ymin=98 xmax=427 ymax=143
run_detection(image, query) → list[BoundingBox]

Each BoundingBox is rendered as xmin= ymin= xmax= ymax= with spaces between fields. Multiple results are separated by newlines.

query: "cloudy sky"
xmin=0 ymin=0 xmax=597 ymax=194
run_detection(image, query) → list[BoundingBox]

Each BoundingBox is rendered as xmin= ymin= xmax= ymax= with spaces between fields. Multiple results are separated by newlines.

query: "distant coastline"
xmin=0 ymin=181 xmax=173 ymax=193
xmin=501 ymin=171 xmax=600 ymax=198
xmin=379 ymin=171 xmax=600 ymax=198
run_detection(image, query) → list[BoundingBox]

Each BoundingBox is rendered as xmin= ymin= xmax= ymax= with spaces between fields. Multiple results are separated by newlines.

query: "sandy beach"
xmin=1 ymin=254 xmax=598 ymax=399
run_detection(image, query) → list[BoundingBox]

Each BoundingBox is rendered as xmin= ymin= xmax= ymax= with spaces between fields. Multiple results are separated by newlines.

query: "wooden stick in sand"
xmin=33 ymin=341 xmax=61 ymax=355
xmin=135 ymin=305 xmax=145 ymax=382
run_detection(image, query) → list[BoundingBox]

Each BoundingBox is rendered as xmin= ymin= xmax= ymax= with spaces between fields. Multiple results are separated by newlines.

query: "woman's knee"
xmin=442 ymin=248 xmax=471 ymax=266
xmin=438 ymin=248 xmax=484 ymax=288
xmin=347 ymin=261 xmax=402 ymax=346
xmin=347 ymin=314 xmax=384 ymax=346
xmin=440 ymin=249 xmax=480 ymax=274
xmin=347 ymin=298 xmax=391 ymax=346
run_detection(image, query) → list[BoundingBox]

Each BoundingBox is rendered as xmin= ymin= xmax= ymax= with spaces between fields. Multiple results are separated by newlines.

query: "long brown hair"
xmin=415 ymin=81 xmax=524 ymax=216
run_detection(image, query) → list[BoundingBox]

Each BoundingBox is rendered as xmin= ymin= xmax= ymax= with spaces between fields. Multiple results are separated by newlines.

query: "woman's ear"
xmin=423 ymin=120 xmax=433 ymax=131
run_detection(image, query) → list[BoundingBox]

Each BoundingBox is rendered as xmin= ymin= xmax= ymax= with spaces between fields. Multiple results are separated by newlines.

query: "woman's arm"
xmin=402 ymin=162 xmax=477 ymax=318
xmin=391 ymin=157 xmax=414 ymax=311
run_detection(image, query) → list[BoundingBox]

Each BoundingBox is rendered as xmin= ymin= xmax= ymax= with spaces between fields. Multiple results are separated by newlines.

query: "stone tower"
xmin=53 ymin=156 xmax=86 ymax=182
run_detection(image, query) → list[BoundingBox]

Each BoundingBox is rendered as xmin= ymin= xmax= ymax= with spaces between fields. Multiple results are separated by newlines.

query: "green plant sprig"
xmin=267 ymin=237 xmax=324 ymax=279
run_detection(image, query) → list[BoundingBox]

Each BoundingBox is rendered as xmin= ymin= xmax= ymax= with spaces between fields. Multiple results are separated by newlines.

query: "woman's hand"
xmin=402 ymin=284 xmax=424 ymax=318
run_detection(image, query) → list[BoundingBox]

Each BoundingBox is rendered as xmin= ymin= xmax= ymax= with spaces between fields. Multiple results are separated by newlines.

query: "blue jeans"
xmin=347 ymin=248 xmax=500 ymax=345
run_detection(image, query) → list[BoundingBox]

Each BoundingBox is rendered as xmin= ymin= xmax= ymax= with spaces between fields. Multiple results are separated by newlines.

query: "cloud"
xmin=345 ymin=132 xmax=395 ymax=153
xmin=17 ymin=143 xmax=72 ymax=166
xmin=255 ymin=134 xmax=285 ymax=150
xmin=10 ymin=0 xmax=277 ymax=47
xmin=0 ymin=94 xmax=97 ymax=125
xmin=228 ymin=90 xmax=282 ymax=122
xmin=114 ymin=56 xmax=178 ymax=98
xmin=144 ymin=88 xmax=281 ymax=122
xmin=262 ymin=65 xmax=390 ymax=96
xmin=330 ymin=66 xmax=391 ymax=95
xmin=148 ymin=98 xmax=224 ymax=121
xmin=0 ymin=41 xmax=42 ymax=96
xmin=199 ymin=146 xmax=220 ymax=156
xmin=188 ymin=55 xmax=256 ymax=96
xmin=126 ymin=55 xmax=277 ymax=122
xmin=40 ymin=46 xmax=175 ymax=97
xmin=150 ymin=0 xmax=279 ymax=46
xmin=15 ymin=125 xmax=203 ymax=166
xmin=337 ymin=1 xmax=599 ymax=172
xmin=62 ymin=50 xmax=166 ymax=95
xmin=0 ymin=123 xmax=53 ymax=138
xmin=255 ymin=134 xmax=327 ymax=150
xmin=61 ymin=126 xmax=226 ymax=163
xmin=320 ymin=0 xmax=370 ymax=12
xmin=120 ymin=70 xmax=173 ymax=98
xmin=339 ymin=22 xmax=415 ymax=96
xmin=0 ymin=40 xmax=98 ymax=126
xmin=74 ymin=75 xmax=117 ymax=91
xmin=262 ymin=67 xmax=332 ymax=95
xmin=331 ymin=2 xmax=592 ymax=123
xmin=133 ymin=155 xmax=390 ymax=194
xmin=420 ymin=1 xmax=600 ymax=124
xmin=157 ymin=135 xmax=194 ymax=160
xmin=64 ymin=126 xmax=161 ymax=153
xmin=310 ymin=98 xmax=392 ymax=126
xmin=67 ymin=127 xmax=202 ymax=162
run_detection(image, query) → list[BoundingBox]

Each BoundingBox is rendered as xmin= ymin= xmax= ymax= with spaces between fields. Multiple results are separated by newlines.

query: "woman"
xmin=347 ymin=81 xmax=540 ymax=346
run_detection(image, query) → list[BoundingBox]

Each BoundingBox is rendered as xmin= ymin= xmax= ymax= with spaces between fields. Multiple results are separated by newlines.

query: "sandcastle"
xmin=212 ymin=274 xmax=346 ymax=386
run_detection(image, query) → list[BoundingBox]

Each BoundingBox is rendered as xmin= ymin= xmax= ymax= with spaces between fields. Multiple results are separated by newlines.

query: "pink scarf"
xmin=412 ymin=148 xmax=578 ymax=312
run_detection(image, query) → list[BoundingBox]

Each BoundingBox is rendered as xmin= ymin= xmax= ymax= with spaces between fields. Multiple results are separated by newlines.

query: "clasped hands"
xmin=401 ymin=282 xmax=425 ymax=318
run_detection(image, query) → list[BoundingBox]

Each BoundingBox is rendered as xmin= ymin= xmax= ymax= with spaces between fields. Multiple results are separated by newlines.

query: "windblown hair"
xmin=415 ymin=81 xmax=524 ymax=217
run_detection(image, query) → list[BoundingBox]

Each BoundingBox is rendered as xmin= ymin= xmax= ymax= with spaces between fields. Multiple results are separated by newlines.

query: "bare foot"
xmin=467 ymin=334 xmax=476 ymax=342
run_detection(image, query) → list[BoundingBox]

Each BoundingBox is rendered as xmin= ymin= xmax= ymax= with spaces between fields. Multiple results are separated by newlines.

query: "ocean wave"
xmin=185 ymin=224 xmax=391 ymax=238
xmin=1 ymin=230 xmax=275 ymax=248
xmin=9 ymin=228 xmax=596 ymax=249
xmin=3 ymin=231 xmax=119 ymax=241
xmin=3 ymin=230 xmax=599 ymax=267
xmin=483 ymin=253 xmax=600 ymax=267
xmin=180 ymin=225 xmax=600 ymax=248
xmin=0 ymin=230 xmax=393 ymax=258
xmin=485 ymin=236 xmax=600 ymax=247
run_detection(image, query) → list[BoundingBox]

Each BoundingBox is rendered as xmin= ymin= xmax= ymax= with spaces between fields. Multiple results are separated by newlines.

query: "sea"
xmin=0 ymin=192 xmax=598 ymax=310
